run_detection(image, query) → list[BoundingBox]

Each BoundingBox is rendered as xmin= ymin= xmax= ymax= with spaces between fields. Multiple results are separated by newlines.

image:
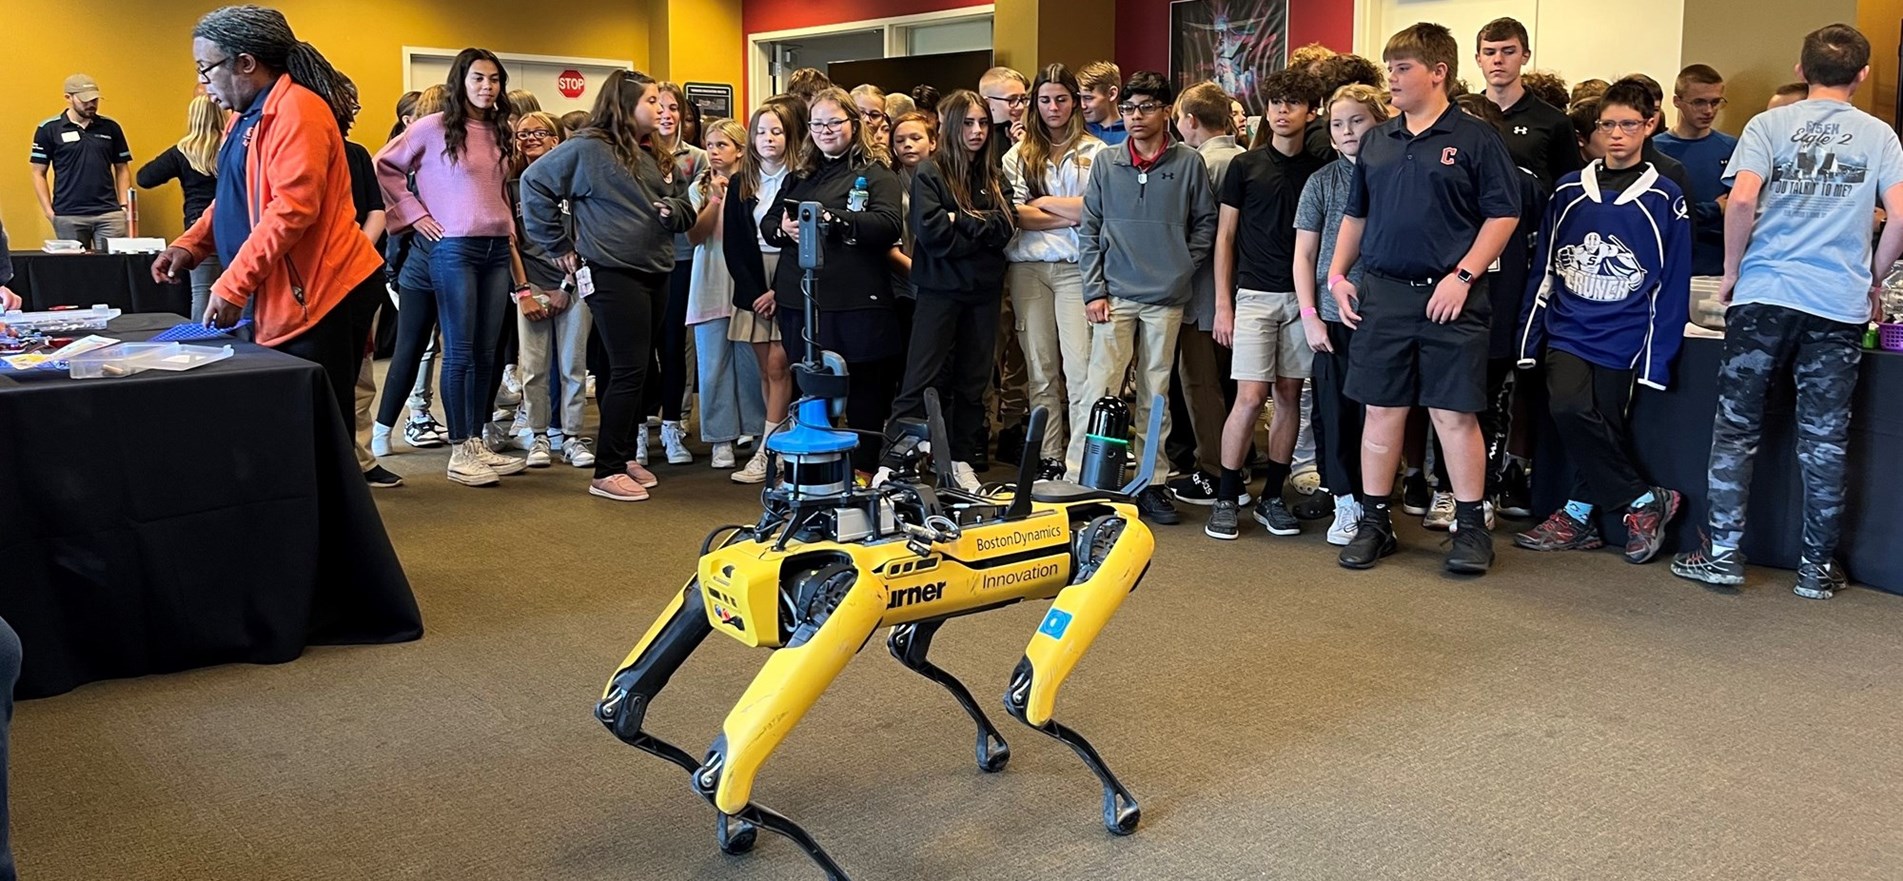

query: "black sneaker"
xmin=1253 ymin=496 xmax=1300 ymax=536
xmin=1338 ymin=512 xmax=1397 ymax=569
xmin=1401 ymin=472 xmax=1432 ymax=516
xmin=1136 ymin=487 xmax=1182 ymax=525
xmin=364 ymin=465 xmax=405 ymax=488
xmin=1793 ymin=559 xmax=1848 ymax=600
xmin=1204 ymin=500 xmax=1240 ymax=540
xmin=1169 ymin=469 xmax=1218 ymax=506
xmin=1293 ymin=492 xmax=1335 ymax=520
xmin=1671 ymin=540 xmax=1746 ymax=587
xmin=1444 ymin=518 xmax=1494 ymax=574
xmin=1037 ymin=458 xmax=1067 ymax=481
xmin=1498 ymin=459 xmax=1533 ymax=518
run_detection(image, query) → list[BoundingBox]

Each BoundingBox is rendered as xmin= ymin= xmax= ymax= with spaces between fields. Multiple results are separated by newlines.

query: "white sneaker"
xmin=951 ymin=461 xmax=984 ymax=494
xmin=499 ymin=363 xmax=523 ymax=405
xmin=474 ymin=440 xmax=527 ymax=476
xmin=635 ymin=425 xmax=650 ymax=466
xmin=507 ymin=411 xmax=532 ymax=450
xmin=525 ymin=435 xmax=552 ymax=468
xmin=448 ymin=439 xmax=500 ymax=487
xmin=662 ymin=420 xmax=693 ymax=465
xmin=731 ymin=448 xmax=770 ymax=484
xmin=1327 ymin=495 xmax=1362 ymax=546
xmin=1423 ymin=491 xmax=1456 ymax=531
xmin=737 ymin=434 xmax=756 ymax=449
xmin=370 ymin=423 xmax=394 ymax=458
xmin=711 ymin=441 xmax=736 ymax=469
xmin=562 ymin=437 xmax=596 ymax=468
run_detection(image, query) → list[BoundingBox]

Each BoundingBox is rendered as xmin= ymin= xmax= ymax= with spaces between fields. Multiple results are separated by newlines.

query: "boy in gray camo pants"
xmin=1670 ymin=23 xmax=1903 ymax=598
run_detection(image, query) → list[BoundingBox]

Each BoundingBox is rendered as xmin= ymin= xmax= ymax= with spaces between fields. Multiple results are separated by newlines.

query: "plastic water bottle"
xmin=1881 ymin=261 xmax=1903 ymax=325
xmin=847 ymin=176 xmax=869 ymax=212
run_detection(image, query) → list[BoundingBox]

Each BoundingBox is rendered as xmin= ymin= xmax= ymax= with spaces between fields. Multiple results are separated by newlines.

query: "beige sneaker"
xmin=448 ymin=439 xmax=500 ymax=487
xmin=731 ymin=448 xmax=770 ymax=484
xmin=589 ymin=473 xmax=649 ymax=502
xmin=475 ymin=442 xmax=527 ymax=476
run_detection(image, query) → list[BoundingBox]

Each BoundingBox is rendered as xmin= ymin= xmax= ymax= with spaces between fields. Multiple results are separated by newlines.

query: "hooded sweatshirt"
xmin=1079 ymin=140 xmax=1217 ymax=307
xmin=518 ymin=136 xmax=693 ymax=274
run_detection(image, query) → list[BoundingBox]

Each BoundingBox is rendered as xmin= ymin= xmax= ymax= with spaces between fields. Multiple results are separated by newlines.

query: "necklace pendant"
xmin=1137 ymin=171 xmax=1149 ymax=185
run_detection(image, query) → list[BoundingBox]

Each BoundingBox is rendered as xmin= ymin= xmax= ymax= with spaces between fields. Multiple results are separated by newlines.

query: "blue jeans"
xmin=693 ymin=318 xmax=766 ymax=443
xmin=1 ymin=615 xmax=19 ymax=881
xmin=414 ymin=236 xmax=513 ymax=441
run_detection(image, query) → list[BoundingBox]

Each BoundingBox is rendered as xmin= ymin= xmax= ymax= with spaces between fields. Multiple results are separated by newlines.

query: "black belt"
xmin=1367 ymin=270 xmax=1447 ymax=287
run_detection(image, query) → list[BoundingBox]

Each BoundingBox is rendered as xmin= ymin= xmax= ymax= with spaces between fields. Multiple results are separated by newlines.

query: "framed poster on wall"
xmin=1169 ymin=0 xmax=1290 ymax=114
xmin=684 ymin=83 xmax=735 ymax=124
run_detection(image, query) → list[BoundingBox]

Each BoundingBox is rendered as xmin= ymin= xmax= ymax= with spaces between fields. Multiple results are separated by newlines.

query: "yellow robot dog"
xmin=595 ymin=202 xmax=1158 ymax=880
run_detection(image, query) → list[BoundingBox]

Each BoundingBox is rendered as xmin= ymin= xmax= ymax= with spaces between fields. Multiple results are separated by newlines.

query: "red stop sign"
xmin=557 ymin=70 xmax=586 ymax=99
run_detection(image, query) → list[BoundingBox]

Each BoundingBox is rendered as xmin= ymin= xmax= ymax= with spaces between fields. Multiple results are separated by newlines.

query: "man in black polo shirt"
xmin=1475 ymin=17 xmax=1578 ymax=189
xmin=29 ymin=74 xmax=132 ymax=251
xmin=1326 ymin=22 xmax=1522 ymax=574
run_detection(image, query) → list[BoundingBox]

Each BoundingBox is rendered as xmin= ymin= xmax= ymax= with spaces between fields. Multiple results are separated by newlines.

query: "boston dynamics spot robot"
xmin=594 ymin=201 xmax=1161 ymax=880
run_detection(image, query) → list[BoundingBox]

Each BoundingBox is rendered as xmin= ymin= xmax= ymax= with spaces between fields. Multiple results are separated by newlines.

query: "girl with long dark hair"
xmin=760 ymin=87 xmax=906 ymax=474
xmin=886 ymin=89 xmax=1015 ymax=490
xmin=1003 ymin=63 xmax=1103 ymax=476
xmin=651 ymin=82 xmax=710 ymax=466
xmin=720 ymin=101 xmax=799 ymax=484
xmin=377 ymin=47 xmax=530 ymax=487
xmin=521 ymin=68 xmax=694 ymax=502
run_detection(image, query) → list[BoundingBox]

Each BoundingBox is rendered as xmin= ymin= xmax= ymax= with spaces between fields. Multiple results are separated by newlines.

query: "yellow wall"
xmin=1681 ymin=0 xmax=1859 ymax=133
xmin=5 ymin=1 xmax=651 ymax=244
xmin=652 ymin=0 xmax=745 ymax=102
xmin=1858 ymin=0 xmax=1901 ymax=124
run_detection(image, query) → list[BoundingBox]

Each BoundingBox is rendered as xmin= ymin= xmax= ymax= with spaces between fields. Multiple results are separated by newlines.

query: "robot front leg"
xmin=1003 ymin=514 xmax=1156 ymax=836
xmin=595 ymin=581 xmax=760 ymax=855
xmin=889 ymin=620 xmax=1011 ymax=772
xmin=691 ymin=563 xmax=889 ymax=880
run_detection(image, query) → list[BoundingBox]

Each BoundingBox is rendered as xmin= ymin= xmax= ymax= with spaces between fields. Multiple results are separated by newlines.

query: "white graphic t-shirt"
xmin=1725 ymin=98 xmax=1903 ymax=324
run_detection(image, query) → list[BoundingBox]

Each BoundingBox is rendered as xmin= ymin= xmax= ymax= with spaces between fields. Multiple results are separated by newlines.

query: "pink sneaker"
xmin=588 ymin=474 xmax=650 ymax=502
xmin=626 ymin=461 xmax=660 ymax=488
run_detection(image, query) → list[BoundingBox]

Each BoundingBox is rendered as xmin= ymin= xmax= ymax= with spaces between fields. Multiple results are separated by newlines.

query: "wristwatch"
xmin=1454 ymin=267 xmax=1476 ymax=285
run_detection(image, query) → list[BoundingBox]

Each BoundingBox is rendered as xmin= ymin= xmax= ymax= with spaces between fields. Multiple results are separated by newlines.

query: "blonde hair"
xmin=415 ymin=84 xmax=449 ymax=116
xmin=1077 ymin=61 xmax=1121 ymax=94
xmin=178 ymin=95 xmax=226 ymax=176
xmin=884 ymin=92 xmax=916 ymax=120
xmin=850 ymin=83 xmax=887 ymax=106
xmin=980 ymin=66 xmax=1031 ymax=91
xmin=1327 ymin=84 xmax=1393 ymax=123
xmin=511 ymin=110 xmax=565 ymax=176
xmin=698 ymin=117 xmax=748 ymax=199
xmin=1290 ymin=42 xmax=1338 ymax=72
xmin=798 ymin=87 xmax=891 ymax=174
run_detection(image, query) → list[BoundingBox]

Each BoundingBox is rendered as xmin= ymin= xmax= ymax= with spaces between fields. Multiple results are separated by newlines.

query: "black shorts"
xmin=1344 ymin=272 xmax=1492 ymax=413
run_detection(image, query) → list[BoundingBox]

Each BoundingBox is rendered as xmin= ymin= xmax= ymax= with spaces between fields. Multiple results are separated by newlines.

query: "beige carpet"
xmin=11 ymin=430 xmax=1903 ymax=881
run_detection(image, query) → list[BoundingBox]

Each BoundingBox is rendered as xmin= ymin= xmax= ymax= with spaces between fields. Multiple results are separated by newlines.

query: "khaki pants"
xmin=1007 ymin=261 xmax=1091 ymax=460
xmin=355 ymin=353 xmax=378 ymax=472
xmin=1174 ymin=324 xmax=1230 ymax=476
xmin=1067 ymin=298 xmax=1183 ymax=477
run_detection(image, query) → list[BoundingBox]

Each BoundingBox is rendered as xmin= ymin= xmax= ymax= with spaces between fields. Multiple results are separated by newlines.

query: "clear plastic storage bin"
xmin=68 ymin=342 xmax=233 ymax=379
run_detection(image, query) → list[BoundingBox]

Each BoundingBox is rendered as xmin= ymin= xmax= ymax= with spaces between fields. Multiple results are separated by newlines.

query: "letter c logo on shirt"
xmin=1441 ymin=147 xmax=1459 ymax=166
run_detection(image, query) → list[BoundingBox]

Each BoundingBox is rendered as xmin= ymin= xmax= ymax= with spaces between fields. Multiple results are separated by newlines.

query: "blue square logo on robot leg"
xmin=1038 ymin=608 xmax=1073 ymax=640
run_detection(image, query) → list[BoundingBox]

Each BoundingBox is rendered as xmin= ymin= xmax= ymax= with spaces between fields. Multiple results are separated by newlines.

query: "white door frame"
xmin=401 ymin=46 xmax=635 ymax=92
xmin=745 ymin=5 xmax=997 ymax=104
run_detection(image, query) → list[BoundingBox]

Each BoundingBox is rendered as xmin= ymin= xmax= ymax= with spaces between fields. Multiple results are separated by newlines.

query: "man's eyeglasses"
xmin=1683 ymin=97 xmax=1728 ymax=111
xmin=809 ymin=118 xmax=851 ymax=133
xmin=985 ymin=94 xmax=1030 ymax=108
xmin=1594 ymin=119 xmax=1649 ymax=133
xmin=516 ymin=129 xmax=556 ymax=141
xmin=195 ymin=58 xmax=229 ymax=82
xmin=1118 ymin=101 xmax=1167 ymax=116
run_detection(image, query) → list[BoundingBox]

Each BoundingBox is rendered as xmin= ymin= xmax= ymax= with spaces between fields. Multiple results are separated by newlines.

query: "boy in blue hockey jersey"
xmin=1515 ymin=79 xmax=1691 ymax=564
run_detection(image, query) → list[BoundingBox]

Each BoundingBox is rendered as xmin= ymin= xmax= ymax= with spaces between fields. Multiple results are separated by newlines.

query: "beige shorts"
xmin=1231 ymin=289 xmax=1311 ymax=382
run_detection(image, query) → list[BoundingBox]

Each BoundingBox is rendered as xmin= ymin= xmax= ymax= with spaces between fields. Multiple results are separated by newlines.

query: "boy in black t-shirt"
xmin=1327 ymin=23 xmax=1522 ymax=574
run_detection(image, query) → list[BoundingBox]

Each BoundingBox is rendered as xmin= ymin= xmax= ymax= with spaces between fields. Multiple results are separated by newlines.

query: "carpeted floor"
xmin=11 ymin=429 xmax=1903 ymax=881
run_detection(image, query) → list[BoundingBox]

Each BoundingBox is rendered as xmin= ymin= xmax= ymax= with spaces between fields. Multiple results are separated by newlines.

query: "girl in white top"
xmin=1001 ymin=63 xmax=1104 ymax=473
xmin=685 ymin=118 xmax=767 ymax=470
xmin=721 ymin=101 xmax=799 ymax=484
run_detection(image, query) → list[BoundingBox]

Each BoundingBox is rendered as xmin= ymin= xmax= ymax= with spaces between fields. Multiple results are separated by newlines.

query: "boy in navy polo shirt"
xmin=1656 ymin=64 xmax=1738 ymax=277
xmin=1326 ymin=22 xmax=1522 ymax=574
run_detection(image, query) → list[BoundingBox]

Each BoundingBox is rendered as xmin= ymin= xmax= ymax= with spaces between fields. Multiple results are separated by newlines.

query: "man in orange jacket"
xmin=152 ymin=5 xmax=384 ymax=427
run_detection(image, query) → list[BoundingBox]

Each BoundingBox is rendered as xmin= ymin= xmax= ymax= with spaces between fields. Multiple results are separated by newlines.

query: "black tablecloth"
xmin=0 ymin=314 xmax=422 ymax=699
xmin=7 ymin=251 xmax=188 ymax=314
xmin=1531 ymin=335 xmax=1903 ymax=594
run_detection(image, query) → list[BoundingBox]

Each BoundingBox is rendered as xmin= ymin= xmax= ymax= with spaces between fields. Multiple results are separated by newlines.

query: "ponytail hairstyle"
xmin=1019 ymin=63 xmax=1089 ymax=200
xmin=697 ymin=117 xmax=748 ymax=199
xmin=414 ymin=85 xmax=448 ymax=117
xmin=580 ymin=69 xmax=673 ymax=179
xmin=441 ymin=48 xmax=516 ymax=165
xmin=390 ymin=90 xmax=421 ymax=141
xmin=798 ymin=86 xmax=891 ymax=176
xmin=933 ymin=90 xmax=1010 ymax=225
xmin=178 ymin=95 xmax=226 ymax=176
xmin=193 ymin=5 xmax=357 ymax=134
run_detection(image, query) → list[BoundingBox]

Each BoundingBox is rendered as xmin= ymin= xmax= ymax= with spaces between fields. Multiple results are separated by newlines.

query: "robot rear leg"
xmin=889 ymin=620 xmax=1011 ymax=772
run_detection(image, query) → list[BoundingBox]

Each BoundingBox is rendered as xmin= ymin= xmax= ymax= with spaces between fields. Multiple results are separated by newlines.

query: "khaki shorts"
xmin=1231 ymin=289 xmax=1311 ymax=382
